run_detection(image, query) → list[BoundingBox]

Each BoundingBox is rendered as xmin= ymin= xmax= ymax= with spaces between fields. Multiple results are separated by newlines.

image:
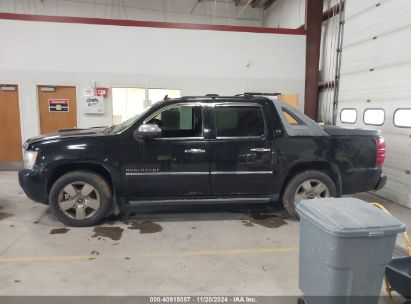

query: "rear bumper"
xmin=18 ymin=169 xmax=48 ymax=204
xmin=374 ymin=174 xmax=387 ymax=191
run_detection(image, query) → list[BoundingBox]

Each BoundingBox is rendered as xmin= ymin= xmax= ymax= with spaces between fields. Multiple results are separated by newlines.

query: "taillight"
xmin=376 ymin=136 xmax=385 ymax=168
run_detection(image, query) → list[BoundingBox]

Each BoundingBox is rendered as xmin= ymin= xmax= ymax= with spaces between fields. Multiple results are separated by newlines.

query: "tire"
xmin=49 ymin=170 xmax=112 ymax=227
xmin=282 ymin=170 xmax=336 ymax=218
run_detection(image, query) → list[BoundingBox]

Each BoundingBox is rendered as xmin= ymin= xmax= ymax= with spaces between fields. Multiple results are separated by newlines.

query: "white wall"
xmin=263 ymin=0 xmax=305 ymax=28
xmin=0 ymin=0 xmax=264 ymax=27
xmin=0 ymin=19 xmax=306 ymax=142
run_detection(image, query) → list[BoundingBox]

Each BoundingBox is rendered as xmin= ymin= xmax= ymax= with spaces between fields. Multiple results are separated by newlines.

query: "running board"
xmin=127 ymin=196 xmax=276 ymax=205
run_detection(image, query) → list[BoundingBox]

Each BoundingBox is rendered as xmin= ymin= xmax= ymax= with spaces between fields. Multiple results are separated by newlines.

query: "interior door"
xmin=0 ymin=85 xmax=23 ymax=162
xmin=209 ymin=104 xmax=275 ymax=195
xmin=38 ymin=86 xmax=77 ymax=134
xmin=122 ymin=104 xmax=210 ymax=199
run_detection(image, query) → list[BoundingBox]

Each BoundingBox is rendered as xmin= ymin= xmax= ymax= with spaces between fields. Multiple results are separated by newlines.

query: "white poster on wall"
xmin=84 ymin=96 xmax=104 ymax=114
xmin=83 ymin=86 xmax=94 ymax=97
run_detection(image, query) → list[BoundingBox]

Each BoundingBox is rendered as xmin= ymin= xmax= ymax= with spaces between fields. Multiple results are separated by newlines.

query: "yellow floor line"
xmin=0 ymin=246 xmax=299 ymax=264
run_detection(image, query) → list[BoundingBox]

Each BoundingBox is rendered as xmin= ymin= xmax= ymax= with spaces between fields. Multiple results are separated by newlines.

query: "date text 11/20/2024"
xmin=150 ymin=297 xmax=257 ymax=303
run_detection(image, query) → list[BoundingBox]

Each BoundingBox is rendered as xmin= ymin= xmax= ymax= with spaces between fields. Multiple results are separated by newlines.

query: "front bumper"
xmin=18 ymin=169 xmax=48 ymax=204
xmin=374 ymin=174 xmax=387 ymax=191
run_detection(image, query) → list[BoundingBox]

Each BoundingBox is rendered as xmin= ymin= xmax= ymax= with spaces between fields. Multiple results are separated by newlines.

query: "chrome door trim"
xmin=211 ymin=171 xmax=272 ymax=175
xmin=250 ymin=148 xmax=271 ymax=152
xmin=125 ymin=171 xmax=209 ymax=176
xmin=125 ymin=171 xmax=272 ymax=176
xmin=185 ymin=148 xmax=206 ymax=154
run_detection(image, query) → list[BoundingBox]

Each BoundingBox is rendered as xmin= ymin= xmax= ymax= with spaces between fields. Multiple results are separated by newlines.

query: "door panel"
xmin=0 ymin=85 xmax=22 ymax=162
xmin=210 ymin=139 xmax=274 ymax=195
xmin=38 ymin=86 xmax=77 ymax=134
xmin=124 ymin=139 xmax=210 ymax=198
xmin=209 ymin=104 xmax=275 ymax=195
xmin=122 ymin=104 xmax=210 ymax=199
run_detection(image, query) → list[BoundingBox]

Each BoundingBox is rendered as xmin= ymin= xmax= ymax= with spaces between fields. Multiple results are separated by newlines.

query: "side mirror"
xmin=133 ymin=124 xmax=162 ymax=140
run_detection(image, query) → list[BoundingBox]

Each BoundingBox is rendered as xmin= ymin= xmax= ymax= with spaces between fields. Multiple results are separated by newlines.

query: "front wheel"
xmin=282 ymin=170 xmax=336 ymax=218
xmin=49 ymin=170 xmax=112 ymax=227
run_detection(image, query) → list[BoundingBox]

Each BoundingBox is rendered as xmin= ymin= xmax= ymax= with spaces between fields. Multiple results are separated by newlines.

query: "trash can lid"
xmin=296 ymin=198 xmax=406 ymax=237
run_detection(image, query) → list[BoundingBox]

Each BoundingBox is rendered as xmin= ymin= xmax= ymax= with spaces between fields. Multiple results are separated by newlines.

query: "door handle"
xmin=185 ymin=148 xmax=206 ymax=154
xmin=250 ymin=148 xmax=271 ymax=152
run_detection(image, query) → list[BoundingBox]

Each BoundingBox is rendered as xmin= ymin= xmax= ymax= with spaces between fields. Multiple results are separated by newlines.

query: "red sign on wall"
xmin=48 ymin=99 xmax=69 ymax=112
xmin=95 ymin=87 xmax=109 ymax=97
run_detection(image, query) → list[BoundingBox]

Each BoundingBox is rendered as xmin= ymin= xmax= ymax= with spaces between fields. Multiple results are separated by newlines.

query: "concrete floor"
xmin=0 ymin=170 xmax=410 ymax=298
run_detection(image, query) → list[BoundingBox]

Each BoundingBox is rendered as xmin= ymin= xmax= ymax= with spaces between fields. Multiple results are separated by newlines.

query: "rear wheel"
xmin=49 ymin=170 xmax=112 ymax=227
xmin=282 ymin=170 xmax=336 ymax=218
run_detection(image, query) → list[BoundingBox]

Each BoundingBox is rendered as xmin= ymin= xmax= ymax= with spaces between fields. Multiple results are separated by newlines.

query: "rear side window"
xmin=394 ymin=109 xmax=411 ymax=128
xmin=364 ymin=108 xmax=385 ymax=126
xmin=214 ymin=106 xmax=265 ymax=137
xmin=340 ymin=108 xmax=357 ymax=123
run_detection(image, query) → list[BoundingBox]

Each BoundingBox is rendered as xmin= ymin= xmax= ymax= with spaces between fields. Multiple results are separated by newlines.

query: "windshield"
xmin=108 ymin=108 xmax=150 ymax=134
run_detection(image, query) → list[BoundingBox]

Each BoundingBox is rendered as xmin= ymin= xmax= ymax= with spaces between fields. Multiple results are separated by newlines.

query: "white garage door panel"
xmin=338 ymin=63 xmax=411 ymax=102
xmin=338 ymin=0 xmax=411 ymax=208
xmin=344 ymin=0 xmax=411 ymax=48
xmin=342 ymin=26 xmax=411 ymax=74
xmin=344 ymin=0 xmax=381 ymax=19
xmin=384 ymin=133 xmax=411 ymax=172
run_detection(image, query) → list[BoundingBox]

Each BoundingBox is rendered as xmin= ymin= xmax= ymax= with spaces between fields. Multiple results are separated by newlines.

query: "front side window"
xmin=394 ymin=109 xmax=411 ymax=128
xmin=214 ymin=106 xmax=265 ymax=138
xmin=364 ymin=108 xmax=385 ymax=126
xmin=148 ymin=105 xmax=203 ymax=138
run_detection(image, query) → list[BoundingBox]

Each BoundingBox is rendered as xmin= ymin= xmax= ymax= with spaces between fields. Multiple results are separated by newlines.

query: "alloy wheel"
xmin=57 ymin=181 xmax=101 ymax=220
xmin=294 ymin=179 xmax=330 ymax=203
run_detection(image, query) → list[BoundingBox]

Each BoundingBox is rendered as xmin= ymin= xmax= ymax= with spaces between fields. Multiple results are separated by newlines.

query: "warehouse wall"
xmin=263 ymin=0 xmax=305 ymax=28
xmin=0 ymin=19 xmax=306 ymax=142
xmin=0 ymin=0 xmax=264 ymax=26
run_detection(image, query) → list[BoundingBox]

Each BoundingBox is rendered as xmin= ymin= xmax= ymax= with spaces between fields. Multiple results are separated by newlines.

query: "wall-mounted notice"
xmin=48 ymin=99 xmax=69 ymax=112
xmin=83 ymin=86 xmax=94 ymax=97
xmin=84 ymin=96 xmax=104 ymax=114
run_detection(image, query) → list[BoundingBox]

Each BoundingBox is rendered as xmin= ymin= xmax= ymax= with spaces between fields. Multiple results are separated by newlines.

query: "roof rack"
xmin=180 ymin=92 xmax=281 ymax=100
xmin=235 ymin=92 xmax=282 ymax=97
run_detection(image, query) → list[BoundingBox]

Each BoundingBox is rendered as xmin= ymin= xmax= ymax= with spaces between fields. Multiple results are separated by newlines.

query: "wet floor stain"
xmin=50 ymin=228 xmax=70 ymax=235
xmin=127 ymin=220 xmax=163 ymax=234
xmin=243 ymin=214 xmax=287 ymax=229
xmin=0 ymin=212 xmax=13 ymax=220
xmin=92 ymin=227 xmax=124 ymax=241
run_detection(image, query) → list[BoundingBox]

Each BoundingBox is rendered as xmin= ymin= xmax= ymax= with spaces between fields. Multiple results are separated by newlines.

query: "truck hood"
xmin=25 ymin=127 xmax=109 ymax=146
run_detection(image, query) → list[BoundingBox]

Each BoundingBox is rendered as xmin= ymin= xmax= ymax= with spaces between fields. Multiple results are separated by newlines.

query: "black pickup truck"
xmin=19 ymin=94 xmax=387 ymax=226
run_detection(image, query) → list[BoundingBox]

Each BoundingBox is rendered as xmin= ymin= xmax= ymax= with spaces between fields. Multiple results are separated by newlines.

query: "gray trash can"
xmin=296 ymin=197 xmax=405 ymax=304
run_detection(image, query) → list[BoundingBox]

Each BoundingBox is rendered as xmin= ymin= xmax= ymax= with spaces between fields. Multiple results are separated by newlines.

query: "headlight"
xmin=23 ymin=150 xmax=38 ymax=170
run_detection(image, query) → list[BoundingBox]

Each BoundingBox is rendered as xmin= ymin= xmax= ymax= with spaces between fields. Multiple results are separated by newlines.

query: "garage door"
xmin=337 ymin=0 xmax=411 ymax=208
xmin=0 ymin=85 xmax=22 ymax=163
xmin=38 ymin=86 xmax=77 ymax=134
